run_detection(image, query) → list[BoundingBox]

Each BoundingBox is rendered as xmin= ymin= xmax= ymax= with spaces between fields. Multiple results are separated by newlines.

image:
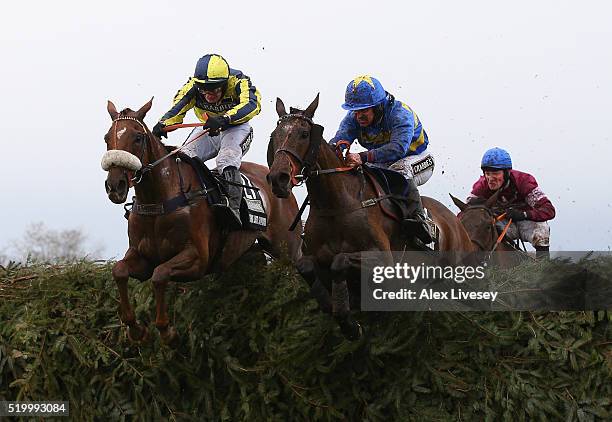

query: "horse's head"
xmin=450 ymin=191 xmax=501 ymax=251
xmin=267 ymin=94 xmax=322 ymax=198
xmin=102 ymin=99 xmax=154 ymax=204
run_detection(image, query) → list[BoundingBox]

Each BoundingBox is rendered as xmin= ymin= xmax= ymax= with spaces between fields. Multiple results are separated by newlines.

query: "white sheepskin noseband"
xmin=101 ymin=150 xmax=143 ymax=172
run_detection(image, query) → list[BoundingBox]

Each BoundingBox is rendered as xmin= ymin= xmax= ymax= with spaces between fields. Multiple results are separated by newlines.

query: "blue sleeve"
xmin=370 ymin=107 xmax=415 ymax=163
xmin=329 ymin=112 xmax=360 ymax=146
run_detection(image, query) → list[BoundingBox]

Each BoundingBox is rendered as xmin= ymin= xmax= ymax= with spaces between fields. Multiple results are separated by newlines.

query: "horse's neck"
xmin=133 ymin=139 xmax=183 ymax=204
xmin=306 ymin=144 xmax=361 ymax=209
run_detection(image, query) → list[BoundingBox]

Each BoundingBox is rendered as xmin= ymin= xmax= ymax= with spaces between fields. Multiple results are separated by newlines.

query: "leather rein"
xmin=272 ymin=113 xmax=393 ymax=229
xmin=110 ymin=117 xmax=211 ymax=216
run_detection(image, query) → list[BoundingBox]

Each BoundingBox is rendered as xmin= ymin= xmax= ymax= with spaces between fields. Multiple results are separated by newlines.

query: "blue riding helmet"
xmin=342 ymin=75 xmax=387 ymax=111
xmin=481 ymin=147 xmax=512 ymax=170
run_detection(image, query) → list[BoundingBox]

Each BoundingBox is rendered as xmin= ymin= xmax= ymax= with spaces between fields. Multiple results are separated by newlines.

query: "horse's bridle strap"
xmin=129 ymin=191 xmax=206 ymax=216
xmin=309 ymin=167 xmax=354 ymax=176
xmin=310 ymin=194 xmax=394 ymax=217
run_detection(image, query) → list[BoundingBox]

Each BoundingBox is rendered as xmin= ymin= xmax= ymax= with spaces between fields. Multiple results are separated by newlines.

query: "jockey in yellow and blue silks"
xmin=152 ymin=54 xmax=261 ymax=228
xmin=330 ymin=75 xmax=435 ymax=244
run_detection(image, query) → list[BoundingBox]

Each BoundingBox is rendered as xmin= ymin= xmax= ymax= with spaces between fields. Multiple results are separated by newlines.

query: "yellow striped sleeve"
xmin=225 ymin=77 xmax=261 ymax=124
xmin=160 ymin=80 xmax=196 ymax=126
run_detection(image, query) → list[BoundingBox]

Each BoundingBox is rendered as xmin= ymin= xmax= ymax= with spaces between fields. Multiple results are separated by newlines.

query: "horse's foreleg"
xmin=151 ymin=247 xmax=201 ymax=346
xmin=330 ymin=252 xmax=367 ymax=341
xmin=112 ymin=250 xmax=153 ymax=343
xmin=296 ymin=255 xmax=332 ymax=314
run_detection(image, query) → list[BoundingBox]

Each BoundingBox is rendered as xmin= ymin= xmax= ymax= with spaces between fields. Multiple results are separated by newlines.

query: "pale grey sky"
xmin=1 ymin=0 xmax=610 ymax=258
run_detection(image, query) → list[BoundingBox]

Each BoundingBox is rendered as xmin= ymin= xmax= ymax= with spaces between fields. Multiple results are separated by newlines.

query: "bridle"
xmin=110 ymin=116 xmax=209 ymax=184
xmin=461 ymin=205 xmax=513 ymax=253
xmin=272 ymin=113 xmax=318 ymax=186
xmin=110 ymin=116 xmax=151 ymax=184
xmin=271 ymin=113 xmax=353 ymax=186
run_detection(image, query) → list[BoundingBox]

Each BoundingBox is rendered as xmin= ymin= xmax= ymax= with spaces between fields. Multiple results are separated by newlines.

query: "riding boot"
xmin=403 ymin=178 xmax=433 ymax=244
xmin=534 ymin=245 xmax=550 ymax=260
xmin=213 ymin=166 xmax=243 ymax=229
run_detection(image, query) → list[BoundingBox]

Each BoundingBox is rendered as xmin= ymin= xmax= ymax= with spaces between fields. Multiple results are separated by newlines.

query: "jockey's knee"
xmin=519 ymin=221 xmax=550 ymax=247
xmin=216 ymin=147 xmax=242 ymax=172
xmin=531 ymin=223 xmax=551 ymax=247
xmin=413 ymin=166 xmax=434 ymax=186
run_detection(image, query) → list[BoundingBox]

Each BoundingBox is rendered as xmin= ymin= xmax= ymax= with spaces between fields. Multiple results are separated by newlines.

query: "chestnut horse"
xmin=267 ymin=95 xmax=473 ymax=340
xmin=102 ymin=99 xmax=302 ymax=345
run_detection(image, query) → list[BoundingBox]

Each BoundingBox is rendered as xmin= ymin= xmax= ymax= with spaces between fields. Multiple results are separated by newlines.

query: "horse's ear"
xmin=107 ymin=100 xmax=119 ymax=120
xmin=485 ymin=189 xmax=501 ymax=208
xmin=304 ymin=93 xmax=320 ymax=118
xmin=135 ymin=97 xmax=153 ymax=121
xmin=276 ymin=97 xmax=287 ymax=117
xmin=449 ymin=194 xmax=468 ymax=211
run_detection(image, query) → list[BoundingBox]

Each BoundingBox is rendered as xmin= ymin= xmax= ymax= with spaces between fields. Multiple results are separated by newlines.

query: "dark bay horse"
xmin=267 ymin=95 xmax=473 ymax=340
xmin=102 ymin=99 xmax=302 ymax=345
xmin=450 ymin=192 xmax=528 ymax=265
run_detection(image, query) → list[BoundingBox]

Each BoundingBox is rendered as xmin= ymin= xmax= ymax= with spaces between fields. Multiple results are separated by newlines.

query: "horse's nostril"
xmin=278 ymin=173 xmax=290 ymax=187
xmin=105 ymin=180 xmax=112 ymax=193
xmin=117 ymin=179 xmax=127 ymax=192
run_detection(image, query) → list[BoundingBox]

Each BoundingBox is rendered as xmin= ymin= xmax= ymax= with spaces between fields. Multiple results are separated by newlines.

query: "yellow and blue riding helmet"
xmin=342 ymin=75 xmax=387 ymax=111
xmin=193 ymin=54 xmax=230 ymax=90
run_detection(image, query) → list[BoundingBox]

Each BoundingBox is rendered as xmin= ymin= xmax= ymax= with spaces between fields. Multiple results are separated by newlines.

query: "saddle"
xmin=362 ymin=164 xmax=415 ymax=222
xmin=181 ymin=154 xmax=268 ymax=230
xmin=362 ymin=164 xmax=439 ymax=247
xmin=125 ymin=153 xmax=267 ymax=231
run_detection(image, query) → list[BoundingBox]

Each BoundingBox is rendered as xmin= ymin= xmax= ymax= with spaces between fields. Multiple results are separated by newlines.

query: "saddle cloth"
xmin=180 ymin=154 xmax=268 ymax=231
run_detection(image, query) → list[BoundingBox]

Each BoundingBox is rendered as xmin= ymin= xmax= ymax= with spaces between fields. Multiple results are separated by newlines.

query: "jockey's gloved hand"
xmin=507 ymin=208 xmax=528 ymax=221
xmin=152 ymin=122 xmax=167 ymax=139
xmin=204 ymin=115 xmax=229 ymax=136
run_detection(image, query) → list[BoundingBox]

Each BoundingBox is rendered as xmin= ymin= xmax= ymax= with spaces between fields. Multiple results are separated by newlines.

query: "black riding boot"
xmin=403 ymin=178 xmax=433 ymax=244
xmin=535 ymin=245 xmax=550 ymax=260
xmin=213 ymin=166 xmax=243 ymax=229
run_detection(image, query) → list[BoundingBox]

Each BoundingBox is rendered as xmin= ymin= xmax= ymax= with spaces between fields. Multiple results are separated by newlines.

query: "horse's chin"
xmin=271 ymin=185 xmax=291 ymax=199
xmin=108 ymin=191 xmax=128 ymax=204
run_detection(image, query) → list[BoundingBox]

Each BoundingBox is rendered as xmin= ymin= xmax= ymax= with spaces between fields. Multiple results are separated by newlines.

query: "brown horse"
xmin=450 ymin=192 xmax=528 ymax=265
xmin=267 ymin=95 xmax=473 ymax=340
xmin=102 ymin=99 xmax=302 ymax=345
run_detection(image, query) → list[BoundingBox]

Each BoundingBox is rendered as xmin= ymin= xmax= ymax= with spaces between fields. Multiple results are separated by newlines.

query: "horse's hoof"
xmin=127 ymin=324 xmax=150 ymax=344
xmin=339 ymin=318 xmax=363 ymax=342
xmin=159 ymin=325 xmax=179 ymax=347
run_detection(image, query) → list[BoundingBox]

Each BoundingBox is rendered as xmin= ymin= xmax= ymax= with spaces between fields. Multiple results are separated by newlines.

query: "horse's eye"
xmin=104 ymin=134 xmax=109 ymax=144
xmin=301 ymin=130 xmax=309 ymax=139
xmin=134 ymin=133 xmax=145 ymax=143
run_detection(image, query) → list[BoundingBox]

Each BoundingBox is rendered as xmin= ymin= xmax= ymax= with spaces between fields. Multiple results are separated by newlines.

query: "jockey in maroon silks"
xmin=467 ymin=147 xmax=555 ymax=257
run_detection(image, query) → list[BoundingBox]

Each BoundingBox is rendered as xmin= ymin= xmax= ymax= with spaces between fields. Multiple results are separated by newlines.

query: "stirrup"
xmin=403 ymin=218 xmax=433 ymax=244
xmin=212 ymin=196 xmax=230 ymax=208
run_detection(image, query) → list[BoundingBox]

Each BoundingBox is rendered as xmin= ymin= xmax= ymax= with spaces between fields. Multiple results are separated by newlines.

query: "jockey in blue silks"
xmin=330 ymin=75 xmax=435 ymax=244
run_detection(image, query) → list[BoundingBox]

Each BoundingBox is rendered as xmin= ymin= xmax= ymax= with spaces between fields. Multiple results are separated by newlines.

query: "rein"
xmin=112 ymin=116 xmax=210 ymax=184
xmin=273 ymin=113 xmax=393 ymax=227
xmin=111 ymin=117 xmax=213 ymax=216
xmin=273 ymin=113 xmax=353 ymax=186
